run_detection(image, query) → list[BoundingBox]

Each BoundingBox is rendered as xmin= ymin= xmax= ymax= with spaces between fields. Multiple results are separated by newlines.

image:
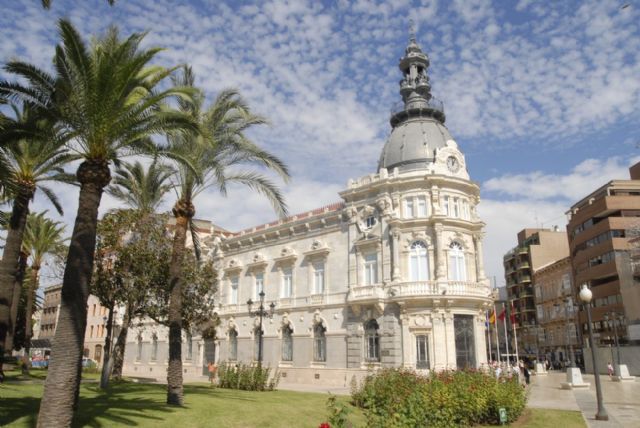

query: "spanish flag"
xmin=489 ymin=309 xmax=496 ymax=324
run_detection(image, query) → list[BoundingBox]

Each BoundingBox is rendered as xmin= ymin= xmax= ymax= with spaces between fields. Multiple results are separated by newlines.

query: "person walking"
xmin=607 ymin=362 xmax=614 ymax=379
xmin=523 ymin=363 xmax=530 ymax=385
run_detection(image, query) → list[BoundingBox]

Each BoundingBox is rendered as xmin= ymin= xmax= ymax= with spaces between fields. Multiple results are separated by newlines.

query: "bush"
xmin=351 ymin=368 xmax=527 ymax=427
xmin=217 ymin=362 xmax=280 ymax=391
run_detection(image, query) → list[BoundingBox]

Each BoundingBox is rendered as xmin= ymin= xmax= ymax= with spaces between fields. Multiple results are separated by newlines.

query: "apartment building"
xmin=503 ymin=228 xmax=569 ymax=356
xmin=566 ymin=162 xmax=640 ymax=345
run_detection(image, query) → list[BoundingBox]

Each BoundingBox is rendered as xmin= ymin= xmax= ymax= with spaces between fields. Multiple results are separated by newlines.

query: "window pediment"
xmin=247 ymin=253 xmax=268 ymax=270
xmin=274 ymin=246 xmax=297 ymax=264
xmin=354 ymin=236 xmax=381 ymax=250
xmin=304 ymin=239 xmax=330 ymax=258
xmin=224 ymin=259 xmax=243 ymax=273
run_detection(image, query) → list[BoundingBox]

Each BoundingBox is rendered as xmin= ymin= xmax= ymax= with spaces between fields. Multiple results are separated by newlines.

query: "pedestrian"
xmin=495 ymin=363 xmax=502 ymax=380
xmin=523 ymin=364 xmax=530 ymax=385
xmin=607 ymin=362 xmax=614 ymax=379
xmin=208 ymin=361 xmax=218 ymax=385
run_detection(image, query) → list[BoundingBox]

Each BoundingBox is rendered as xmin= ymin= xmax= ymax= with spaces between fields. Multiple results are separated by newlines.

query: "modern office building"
xmin=566 ymin=162 xmax=640 ymax=346
xmin=122 ymin=35 xmax=493 ymax=385
xmin=503 ymin=228 xmax=569 ymax=357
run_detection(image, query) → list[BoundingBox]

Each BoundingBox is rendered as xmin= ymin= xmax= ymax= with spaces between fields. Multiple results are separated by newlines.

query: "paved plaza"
xmin=511 ymin=371 xmax=638 ymax=427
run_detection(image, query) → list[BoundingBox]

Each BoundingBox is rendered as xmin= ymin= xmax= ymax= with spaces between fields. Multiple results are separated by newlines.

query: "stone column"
xmin=432 ymin=310 xmax=447 ymax=370
xmin=475 ymin=313 xmax=488 ymax=367
xmin=434 ymin=224 xmax=445 ymax=280
xmin=473 ymin=233 xmax=486 ymax=281
xmin=400 ymin=309 xmax=411 ymax=368
xmin=443 ymin=311 xmax=456 ymax=369
xmin=391 ymin=228 xmax=401 ymax=282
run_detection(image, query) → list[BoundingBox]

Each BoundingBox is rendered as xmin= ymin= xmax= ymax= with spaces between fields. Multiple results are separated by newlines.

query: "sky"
xmin=1 ymin=0 xmax=639 ymax=287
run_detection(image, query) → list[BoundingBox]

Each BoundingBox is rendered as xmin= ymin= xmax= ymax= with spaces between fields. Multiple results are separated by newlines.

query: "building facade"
xmin=533 ymin=257 xmax=579 ymax=365
xmin=122 ymin=36 xmax=492 ymax=385
xmin=567 ymin=162 xmax=640 ymax=345
xmin=503 ymin=228 xmax=569 ymax=357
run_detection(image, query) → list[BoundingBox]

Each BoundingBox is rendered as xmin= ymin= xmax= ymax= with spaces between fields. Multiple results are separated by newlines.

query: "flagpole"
xmin=494 ymin=304 xmax=501 ymax=362
xmin=487 ymin=310 xmax=493 ymax=362
xmin=512 ymin=301 xmax=520 ymax=363
xmin=503 ymin=302 xmax=510 ymax=364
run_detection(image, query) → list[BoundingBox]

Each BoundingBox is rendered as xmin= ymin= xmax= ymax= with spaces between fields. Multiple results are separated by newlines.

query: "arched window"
xmin=83 ymin=348 xmax=90 ymax=358
xmin=136 ymin=335 xmax=142 ymax=361
xmin=94 ymin=344 xmax=102 ymax=362
xmin=364 ymin=319 xmax=380 ymax=362
xmin=254 ymin=327 xmax=263 ymax=361
xmin=282 ymin=325 xmax=293 ymax=362
xmin=151 ymin=333 xmax=158 ymax=361
xmin=409 ymin=241 xmax=429 ymax=281
xmin=229 ymin=329 xmax=238 ymax=361
xmin=448 ymin=242 xmax=466 ymax=281
xmin=313 ymin=323 xmax=326 ymax=362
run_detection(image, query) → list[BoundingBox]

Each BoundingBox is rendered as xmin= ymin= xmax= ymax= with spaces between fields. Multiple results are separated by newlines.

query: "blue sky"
xmin=1 ymin=0 xmax=639 ymax=285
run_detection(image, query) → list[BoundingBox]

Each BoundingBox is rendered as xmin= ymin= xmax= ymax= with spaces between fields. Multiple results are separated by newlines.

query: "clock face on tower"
xmin=446 ymin=155 xmax=460 ymax=173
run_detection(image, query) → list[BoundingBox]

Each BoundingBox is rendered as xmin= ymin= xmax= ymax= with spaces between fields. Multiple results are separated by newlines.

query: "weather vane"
xmin=409 ymin=19 xmax=416 ymax=42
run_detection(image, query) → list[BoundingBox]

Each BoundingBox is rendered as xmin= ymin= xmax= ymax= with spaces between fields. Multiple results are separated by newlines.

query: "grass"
xmin=0 ymin=370 xmax=586 ymax=428
xmin=0 ymin=369 xmax=365 ymax=428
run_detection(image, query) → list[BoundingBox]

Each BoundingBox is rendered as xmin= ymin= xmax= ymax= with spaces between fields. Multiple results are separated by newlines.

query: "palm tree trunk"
xmin=111 ymin=305 xmax=131 ymax=381
xmin=6 ymin=251 xmax=29 ymax=354
xmin=22 ymin=265 xmax=39 ymax=375
xmin=0 ymin=191 xmax=32 ymax=368
xmin=99 ymin=302 xmax=114 ymax=389
xmin=37 ymin=160 xmax=110 ymax=428
xmin=166 ymin=200 xmax=193 ymax=406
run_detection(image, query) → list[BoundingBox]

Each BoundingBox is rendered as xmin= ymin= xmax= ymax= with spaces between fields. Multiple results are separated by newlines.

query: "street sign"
xmin=499 ymin=407 xmax=507 ymax=425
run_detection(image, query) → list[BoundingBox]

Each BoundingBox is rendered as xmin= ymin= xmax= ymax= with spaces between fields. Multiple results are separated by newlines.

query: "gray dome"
xmin=378 ymin=117 xmax=453 ymax=172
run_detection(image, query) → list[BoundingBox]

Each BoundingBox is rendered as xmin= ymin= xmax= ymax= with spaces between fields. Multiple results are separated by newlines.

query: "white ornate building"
xmin=122 ymin=36 xmax=492 ymax=385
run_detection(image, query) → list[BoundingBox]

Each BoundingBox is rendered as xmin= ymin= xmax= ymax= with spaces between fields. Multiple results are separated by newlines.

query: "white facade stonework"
xmin=122 ymin=36 xmax=492 ymax=385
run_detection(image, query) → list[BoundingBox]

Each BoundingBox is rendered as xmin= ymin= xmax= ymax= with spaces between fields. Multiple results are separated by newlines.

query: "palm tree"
xmin=0 ymin=20 xmax=195 ymax=426
xmin=163 ymin=66 xmax=290 ymax=405
xmin=108 ymin=159 xmax=173 ymax=215
xmin=0 ymin=104 xmax=73 ymax=362
xmin=20 ymin=212 xmax=66 ymax=374
xmin=41 ymin=0 xmax=115 ymax=8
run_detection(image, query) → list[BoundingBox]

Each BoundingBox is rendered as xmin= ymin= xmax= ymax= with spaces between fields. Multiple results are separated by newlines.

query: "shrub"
xmin=351 ymin=368 xmax=527 ymax=427
xmin=217 ymin=362 xmax=280 ymax=391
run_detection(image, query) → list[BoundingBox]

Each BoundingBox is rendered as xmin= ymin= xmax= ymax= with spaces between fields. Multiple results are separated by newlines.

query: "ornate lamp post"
xmin=579 ymin=284 xmax=608 ymax=421
xmin=247 ymin=291 xmax=275 ymax=367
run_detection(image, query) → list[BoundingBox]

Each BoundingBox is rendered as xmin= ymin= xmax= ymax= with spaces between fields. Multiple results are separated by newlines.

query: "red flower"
xmin=319 ymin=423 xmax=331 ymax=428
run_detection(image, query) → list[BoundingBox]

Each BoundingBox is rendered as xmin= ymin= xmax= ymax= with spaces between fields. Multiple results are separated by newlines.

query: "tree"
xmin=0 ymin=104 xmax=73 ymax=365
xmin=0 ymin=20 xmax=195 ymax=426
xmin=107 ymin=159 xmax=173 ymax=215
xmin=20 ymin=212 xmax=67 ymax=373
xmin=162 ymin=66 xmax=290 ymax=405
xmin=91 ymin=209 xmax=218 ymax=386
xmin=41 ymin=0 xmax=115 ymax=8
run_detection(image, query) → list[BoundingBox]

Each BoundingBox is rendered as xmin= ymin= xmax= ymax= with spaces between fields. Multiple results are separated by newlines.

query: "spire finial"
xmin=409 ymin=19 xmax=416 ymax=42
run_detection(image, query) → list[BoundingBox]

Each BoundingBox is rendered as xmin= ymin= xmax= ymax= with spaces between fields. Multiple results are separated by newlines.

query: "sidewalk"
xmin=529 ymin=371 xmax=639 ymax=428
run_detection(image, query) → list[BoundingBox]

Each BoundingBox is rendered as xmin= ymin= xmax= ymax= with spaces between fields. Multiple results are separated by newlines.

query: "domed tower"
xmin=379 ymin=33 xmax=467 ymax=179
xmin=342 ymin=32 xmax=490 ymax=371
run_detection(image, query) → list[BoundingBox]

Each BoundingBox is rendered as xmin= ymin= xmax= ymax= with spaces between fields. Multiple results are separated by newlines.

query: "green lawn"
xmin=0 ymin=370 xmax=586 ymax=428
xmin=0 ymin=370 xmax=364 ymax=428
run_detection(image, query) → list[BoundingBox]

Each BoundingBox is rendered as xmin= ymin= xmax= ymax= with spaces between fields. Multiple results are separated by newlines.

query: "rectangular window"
xmin=405 ymin=198 xmax=414 ymax=218
xmin=443 ymin=196 xmax=449 ymax=216
xmin=255 ymin=272 xmax=264 ymax=300
xmin=416 ymin=335 xmax=429 ymax=369
xmin=453 ymin=197 xmax=460 ymax=218
xmin=282 ymin=267 xmax=293 ymax=298
xmin=417 ymin=196 xmax=427 ymax=217
xmin=364 ymin=253 xmax=378 ymax=285
xmin=186 ymin=333 xmax=193 ymax=360
xmin=463 ymin=200 xmax=470 ymax=220
xmin=230 ymin=276 xmax=238 ymax=304
xmin=314 ymin=262 xmax=325 ymax=294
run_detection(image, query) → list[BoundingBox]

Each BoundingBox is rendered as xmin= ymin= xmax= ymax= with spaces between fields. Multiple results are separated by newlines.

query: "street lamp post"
xmin=604 ymin=312 xmax=622 ymax=366
xmin=247 ymin=291 xmax=275 ymax=367
xmin=579 ymin=285 xmax=608 ymax=421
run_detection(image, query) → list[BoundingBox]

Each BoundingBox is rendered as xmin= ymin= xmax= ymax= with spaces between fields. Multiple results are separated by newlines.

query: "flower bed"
xmin=350 ymin=368 xmax=526 ymax=427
